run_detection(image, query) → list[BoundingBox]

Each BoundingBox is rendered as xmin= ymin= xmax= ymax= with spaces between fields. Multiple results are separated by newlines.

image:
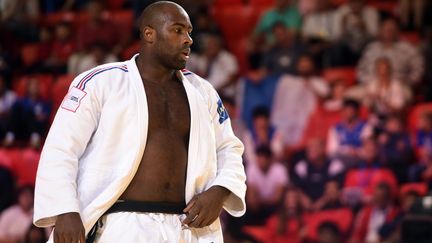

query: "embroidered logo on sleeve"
xmin=217 ymin=99 xmax=229 ymax=124
xmin=61 ymin=87 xmax=87 ymax=112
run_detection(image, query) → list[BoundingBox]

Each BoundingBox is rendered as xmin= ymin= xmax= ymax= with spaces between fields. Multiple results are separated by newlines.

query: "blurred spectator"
xmin=244 ymin=107 xmax=284 ymax=165
xmin=377 ymin=115 xmax=412 ymax=183
xmin=189 ymin=5 xmax=220 ymax=53
xmin=314 ymin=180 xmax=345 ymax=210
xmin=301 ymin=0 xmax=336 ymax=67
xmin=331 ymin=0 xmax=379 ymax=66
xmin=0 ymin=166 xmax=14 ymax=213
xmin=415 ymin=111 xmax=432 ymax=164
xmin=327 ymin=99 xmax=371 ymax=163
xmin=220 ymin=95 xmax=246 ymax=142
xmin=357 ymin=18 xmax=424 ymax=85
xmin=343 ymin=138 xmax=398 ymax=205
xmin=399 ymin=0 xmax=426 ymax=30
xmin=409 ymin=111 xmax=432 ymax=182
xmin=239 ymin=73 xmax=279 ymax=130
xmin=422 ymin=28 xmax=432 ymax=101
xmin=265 ymin=186 xmax=307 ymax=243
xmin=350 ymin=57 xmax=412 ymax=117
xmin=0 ymin=45 xmax=13 ymax=84
xmin=297 ymin=0 xmax=318 ymax=16
xmin=0 ymin=185 xmax=34 ymax=243
xmin=301 ymin=0 xmax=336 ymax=42
xmin=76 ymin=1 xmax=121 ymax=53
xmin=323 ymin=80 xmax=347 ymax=112
xmin=0 ymin=0 xmax=40 ymax=42
xmin=186 ymin=34 xmax=238 ymax=97
xmin=349 ymin=183 xmax=399 ymax=243
xmin=69 ymin=43 xmax=118 ymax=75
xmin=7 ymin=78 xmax=51 ymax=146
xmin=261 ymin=22 xmax=307 ymax=75
xmin=42 ymin=22 xmax=76 ymax=74
xmin=292 ymin=138 xmax=345 ymax=210
xmin=377 ymin=190 xmax=421 ymax=242
xmin=40 ymin=0 xmax=87 ymax=13
xmin=315 ymin=221 xmax=342 ymax=243
xmin=0 ymin=75 xmax=16 ymax=140
xmin=254 ymin=0 xmax=302 ymax=45
xmin=271 ymin=55 xmax=329 ymax=146
xmin=246 ymin=145 xmax=288 ymax=223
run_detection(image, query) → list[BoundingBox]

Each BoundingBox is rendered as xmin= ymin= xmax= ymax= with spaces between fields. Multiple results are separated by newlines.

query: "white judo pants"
xmin=93 ymin=212 xmax=219 ymax=243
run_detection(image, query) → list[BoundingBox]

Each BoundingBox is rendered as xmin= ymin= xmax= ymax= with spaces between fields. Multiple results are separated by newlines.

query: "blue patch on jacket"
xmin=217 ymin=99 xmax=229 ymax=124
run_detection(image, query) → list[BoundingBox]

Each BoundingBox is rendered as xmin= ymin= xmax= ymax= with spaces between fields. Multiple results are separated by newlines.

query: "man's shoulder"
xmin=73 ymin=61 xmax=129 ymax=90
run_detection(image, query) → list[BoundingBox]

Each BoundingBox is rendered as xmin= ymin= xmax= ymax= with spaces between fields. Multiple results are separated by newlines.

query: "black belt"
xmin=86 ymin=200 xmax=186 ymax=243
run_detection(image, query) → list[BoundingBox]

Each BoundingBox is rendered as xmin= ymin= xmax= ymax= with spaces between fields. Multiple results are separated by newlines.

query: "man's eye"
xmin=175 ymin=28 xmax=182 ymax=33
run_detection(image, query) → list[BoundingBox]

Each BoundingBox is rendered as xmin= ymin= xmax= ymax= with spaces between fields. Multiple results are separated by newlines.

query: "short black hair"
xmin=343 ymin=98 xmax=360 ymax=111
xmin=318 ymin=221 xmax=340 ymax=235
xmin=252 ymin=106 xmax=270 ymax=119
xmin=255 ymin=145 xmax=272 ymax=157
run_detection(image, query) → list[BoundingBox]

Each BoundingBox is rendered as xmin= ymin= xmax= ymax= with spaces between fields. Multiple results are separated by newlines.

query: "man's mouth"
xmin=181 ymin=49 xmax=191 ymax=59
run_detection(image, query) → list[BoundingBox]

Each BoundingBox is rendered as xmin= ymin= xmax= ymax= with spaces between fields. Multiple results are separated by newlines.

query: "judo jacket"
xmin=33 ymin=54 xmax=246 ymax=240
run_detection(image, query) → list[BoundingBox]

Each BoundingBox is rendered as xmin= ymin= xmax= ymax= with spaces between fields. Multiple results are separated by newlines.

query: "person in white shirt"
xmin=357 ymin=18 xmax=424 ymax=85
xmin=0 ymin=186 xmax=34 ymax=243
xmin=349 ymin=57 xmax=412 ymax=116
xmin=246 ymin=145 xmax=288 ymax=222
xmin=186 ymin=33 xmax=239 ymax=97
xmin=271 ymin=54 xmax=330 ymax=146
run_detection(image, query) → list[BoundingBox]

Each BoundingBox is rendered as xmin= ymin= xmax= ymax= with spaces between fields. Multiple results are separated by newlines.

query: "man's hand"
xmin=182 ymin=186 xmax=231 ymax=228
xmin=54 ymin=212 xmax=85 ymax=243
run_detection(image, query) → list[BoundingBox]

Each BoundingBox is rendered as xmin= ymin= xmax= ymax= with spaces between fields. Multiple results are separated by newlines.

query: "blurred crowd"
xmin=1 ymin=0 xmax=432 ymax=242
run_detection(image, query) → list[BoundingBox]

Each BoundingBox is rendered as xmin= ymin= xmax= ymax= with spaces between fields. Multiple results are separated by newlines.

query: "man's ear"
xmin=142 ymin=26 xmax=155 ymax=43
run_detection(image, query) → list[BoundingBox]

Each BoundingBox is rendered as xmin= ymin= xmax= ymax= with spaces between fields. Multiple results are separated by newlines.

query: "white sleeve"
xmin=207 ymin=87 xmax=247 ymax=217
xmin=34 ymin=71 xmax=102 ymax=227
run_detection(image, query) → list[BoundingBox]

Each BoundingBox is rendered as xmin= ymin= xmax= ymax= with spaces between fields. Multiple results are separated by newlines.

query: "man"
xmin=327 ymin=99 xmax=371 ymax=164
xmin=33 ymin=2 xmax=246 ymax=243
xmin=357 ymin=18 xmax=424 ymax=84
xmin=350 ymin=183 xmax=399 ymax=243
xmin=292 ymin=138 xmax=345 ymax=210
xmin=271 ymin=54 xmax=329 ymax=146
xmin=186 ymin=34 xmax=239 ymax=97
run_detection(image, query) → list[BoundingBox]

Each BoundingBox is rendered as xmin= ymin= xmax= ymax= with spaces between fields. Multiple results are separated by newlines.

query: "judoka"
xmin=33 ymin=1 xmax=246 ymax=242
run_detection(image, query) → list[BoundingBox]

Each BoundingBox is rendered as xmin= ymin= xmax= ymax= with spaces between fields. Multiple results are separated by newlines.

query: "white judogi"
xmin=34 ymin=54 xmax=246 ymax=242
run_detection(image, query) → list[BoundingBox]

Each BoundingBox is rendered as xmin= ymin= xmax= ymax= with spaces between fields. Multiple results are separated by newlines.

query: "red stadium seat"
xmin=243 ymin=226 xmax=270 ymax=242
xmin=251 ymin=0 xmax=276 ymax=9
xmin=106 ymin=0 xmax=126 ymax=10
xmin=323 ymin=67 xmax=357 ymax=86
xmin=43 ymin=11 xmax=76 ymax=27
xmin=214 ymin=0 xmax=243 ymax=8
xmin=11 ymin=148 xmax=40 ymax=186
xmin=13 ymin=74 xmax=54 ymax=101
xmin=213 ymin=5 xmax=258 ymax=40
xmin=52 ymin=74 xmax=74 ymax=110
xmin=227 ymin=37 xmax=250 ymax=73
xmin=0 ymin=148 xmax=16 ymax=169
xmin=400 ymin=32 xmax=421 ymax=45
xmin=109 ymin=10 xmax=134 ymax=35
xmin=400 ymin=183 xmax=429 ymax=197
xmin=122 ymin=41 xmax=140 ymax=60
xmin=21 ymin=44 xmax=42 ymax=67
xmin=345 ymin=168 xmax=398 ymax=197
xmin=303 ymin=208 xmax=354 ymax=241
